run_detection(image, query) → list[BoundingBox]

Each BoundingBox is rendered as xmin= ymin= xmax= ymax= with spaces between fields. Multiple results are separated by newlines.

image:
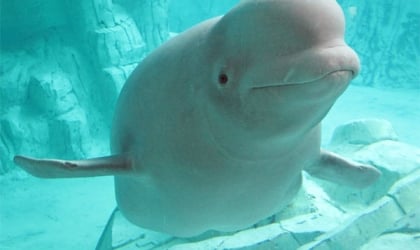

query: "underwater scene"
xmin=0 ymin=0 xmax=419 ymax=249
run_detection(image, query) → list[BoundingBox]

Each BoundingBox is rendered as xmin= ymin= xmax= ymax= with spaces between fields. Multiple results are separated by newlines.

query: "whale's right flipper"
xmin=14 ymin=154 xmax=133 ymax=178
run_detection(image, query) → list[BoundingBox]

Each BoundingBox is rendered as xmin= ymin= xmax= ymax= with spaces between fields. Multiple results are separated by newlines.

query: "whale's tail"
xmin=95 ymin=207 xmax=119 ymax=250
xmin=13 ymin=154 xmax=133 ymax=178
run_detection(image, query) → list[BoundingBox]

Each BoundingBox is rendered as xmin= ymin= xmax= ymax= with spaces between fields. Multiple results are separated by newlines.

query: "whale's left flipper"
xmin=305 ymin=150 xmax=381 ymax=188
xmin=14 ymin=154 xmax=133 ymax=178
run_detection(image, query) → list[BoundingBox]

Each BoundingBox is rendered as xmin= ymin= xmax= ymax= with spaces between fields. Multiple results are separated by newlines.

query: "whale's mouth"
xmin=251 ymin=69 xmax=355 ymax=90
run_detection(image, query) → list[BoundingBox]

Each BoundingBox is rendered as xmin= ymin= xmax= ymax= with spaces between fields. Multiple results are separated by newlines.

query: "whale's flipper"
xmin=305 ymin=150 xmax=381 ymax=188
xmin=14 ymin=154 xmax=133 ymax=178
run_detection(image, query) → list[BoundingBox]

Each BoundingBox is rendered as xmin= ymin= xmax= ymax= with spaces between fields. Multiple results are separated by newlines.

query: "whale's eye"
xmin=218 ymin=73 xmax=229 ymax=85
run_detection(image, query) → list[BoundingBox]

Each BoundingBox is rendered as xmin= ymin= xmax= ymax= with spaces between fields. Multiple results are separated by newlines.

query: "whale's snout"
xmin=282 ymin=45 xmax=361 ymax=85
xmin=343 ymin=49 xmax=360 ymax=79
xmin=245 ymin=44 xmax=360 ymax=90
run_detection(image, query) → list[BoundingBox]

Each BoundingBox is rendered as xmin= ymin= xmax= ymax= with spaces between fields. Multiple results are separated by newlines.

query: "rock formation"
xmin=338 ymin=0 xmax=420 ymax=88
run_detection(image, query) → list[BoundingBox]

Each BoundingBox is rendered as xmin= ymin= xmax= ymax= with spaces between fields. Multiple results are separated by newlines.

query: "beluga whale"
xmin=14 ymin=0 xmax=381 ymax=237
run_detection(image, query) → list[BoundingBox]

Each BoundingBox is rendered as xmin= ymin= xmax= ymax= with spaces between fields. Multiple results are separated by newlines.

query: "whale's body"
xmin=15 ymin=0 xmax=380 ymax=237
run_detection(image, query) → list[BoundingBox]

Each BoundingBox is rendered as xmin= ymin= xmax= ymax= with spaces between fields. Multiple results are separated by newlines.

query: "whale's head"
xmin=200 ymin=0 xmax=359 ymax=155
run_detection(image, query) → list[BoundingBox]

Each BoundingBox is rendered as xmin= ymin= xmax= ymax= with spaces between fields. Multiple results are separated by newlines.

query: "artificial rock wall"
xmin=338 ymin=0 xmax=420 ymax=88
xmin=1 ymin=0 xmax=419 ymax=173
xmin=0 ymin=0 xmax=170 ymax=173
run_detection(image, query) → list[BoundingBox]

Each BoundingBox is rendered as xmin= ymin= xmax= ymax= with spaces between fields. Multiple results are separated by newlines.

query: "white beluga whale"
xmin=15 ymin=0 xmax=381 ymax=237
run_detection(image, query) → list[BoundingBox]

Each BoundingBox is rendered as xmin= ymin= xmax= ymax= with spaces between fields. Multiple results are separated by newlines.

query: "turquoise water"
xmin=1 ymin=0 xmax=419 ymax=249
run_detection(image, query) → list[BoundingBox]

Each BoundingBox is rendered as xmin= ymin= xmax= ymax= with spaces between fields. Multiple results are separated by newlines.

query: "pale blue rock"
xmin=299 ymin=197 xmax=404 ymax=250
xmin=168 ymin=224 xmax=299 ymax=250
xmin=361 ymin=233 xmax=420 ymax=250
xmin=330 ymin=119 xmax=398 ymax=147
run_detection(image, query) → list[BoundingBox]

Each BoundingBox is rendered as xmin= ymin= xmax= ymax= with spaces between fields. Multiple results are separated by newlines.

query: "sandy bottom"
xmin=0 ymin=85 xmax=419 ymax=249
